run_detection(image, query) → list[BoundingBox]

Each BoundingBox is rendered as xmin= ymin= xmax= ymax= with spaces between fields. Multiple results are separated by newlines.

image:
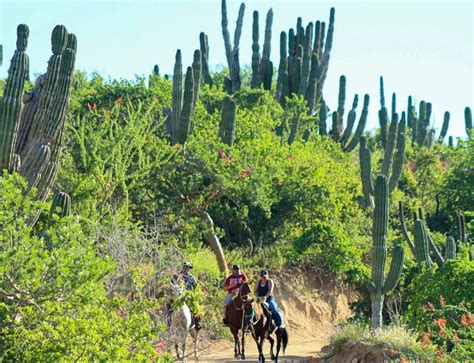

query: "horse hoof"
xmin=241 ymin=354 xmax=246 ymax=360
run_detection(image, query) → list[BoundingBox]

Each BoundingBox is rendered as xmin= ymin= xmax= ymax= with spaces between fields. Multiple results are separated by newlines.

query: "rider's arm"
xmin=266 ymin=279 xmax=274 ymax=298
xmin=224 ymin=276 xmax=231 ymax=291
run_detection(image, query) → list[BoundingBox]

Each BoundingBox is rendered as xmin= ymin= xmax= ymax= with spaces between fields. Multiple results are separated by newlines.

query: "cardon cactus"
xmin=330 ymin=76 xmax=370 ymax=151
xmin=220 ymin=96 xmax=237 ymax=145
xmin=276 ymin=8 xmax=335 ymax=112
xmin=444 ymin=236 xmax=456 ymax=261
xmin=250 ymin=8 xmax=273 ymax=90
xmin=167 ymin=50 xmax=200 ymax=145
xmin=199 ymin=32 xmax=213 ymax=86
xmin=438 ymin=111 xmax=450 ymax=143
xmin=221 ymin=0 xmax=245 ymax=94
xmin=1 ymin=24 xmax=76 ymax=213
xmin=368 ymin=175 xmax=404 ymax=330
xmin=413 ymin=219 xmax=434 ymax=272
xmin=359 ymin=111 xmax=406 ymax=204
xmin=0 ymin=44 xmax=3 ymax=66
xmin=50 ymin=191 xmax=71 ymax=217
xmin=465 ymin=107 xmax=472 ymax=139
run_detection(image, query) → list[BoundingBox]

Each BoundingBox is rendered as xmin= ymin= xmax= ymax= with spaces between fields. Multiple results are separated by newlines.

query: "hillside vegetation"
xmin=0 ymin=2 xmax=472 ymax=361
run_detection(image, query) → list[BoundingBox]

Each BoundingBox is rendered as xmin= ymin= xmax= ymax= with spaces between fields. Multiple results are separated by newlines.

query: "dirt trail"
xmin=198 ymin=267 xmax=358 ymax=362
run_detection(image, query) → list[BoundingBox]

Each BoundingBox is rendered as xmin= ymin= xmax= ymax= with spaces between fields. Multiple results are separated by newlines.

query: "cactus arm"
xmin=414 ymin=219 xmax=434 ymax=272
xmin=199 ymin=32 xmax=213 ymax=86
xmin=50 ymin=191 xmax=71 ymax=217
xmin=426 ymin=228 xmax=445 ymax=267
xmin=438 ymin=111 xmax=450 ymax=143
xmin=340 ymin=93 xmax=358 ymax=147
xmin=406 ymin=96 xmax=413 ymax=128
xmin=359 ymin=136 xmax=374 ymax=196
xmin=177 ymin=67 xmax=194 ymax=145
xmin=171 ymin=50 xmax=183 ymax=144
xmin=221 ymin=0 xmax=233 ymax=68
xmin=378 ymin=107 xmax=388 ymax=149
xmin=319 ymin=100 xmax=327 ymax=136
xmin=221 ymin=96 xmax=237 ymax=146
xmin=344 ymin=94 xmax=369 ymax=152
xmin=398 ymin=202 xmax=416 ymax=256
xmin=388 ymin=124 xmax=406 ymax=192
xmin=276 ymin=31 xmax=287 ymax=102
xmin=0 ymin=25 xmax=30 ymax=172
xmin=379 ymin=76 xmax=385 ymax=108
xmin=261 ymin=8 xmax=273 ymax=89
xmin=192 ymin=50 xmax=202 ymax=111
xmin=391 ymin=92 xmax=396 ymax=119
xmin=330 ymin=111 xmax=339 ymax=142
xmin=323 ymin=8 xmax=335 ymax=54
xmin=336 ymin=75 xmax=346 ymax=129
xmin=444 ymin=237 xmax=456 ymax=260
xmin=382 ymin=245 xmax=404 ymax=294
xmin=381 ymin=113 xmax=399 ymax=177
xmin=250 ymin=10 xmax=261 ymax=89
xmin=465 ymin=107 xmax=472 ymax=138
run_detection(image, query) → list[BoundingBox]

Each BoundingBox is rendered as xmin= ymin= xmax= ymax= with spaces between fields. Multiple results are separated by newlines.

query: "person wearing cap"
xmin=170 ymin=261 xmax=201 ymax=329
xmin=178 ymin=261 xmax=198 ymax=291
xmin=223 ymin=264 xmax=248 ymax=325
xmin=254 ymin=270 xmax=285 ymax=329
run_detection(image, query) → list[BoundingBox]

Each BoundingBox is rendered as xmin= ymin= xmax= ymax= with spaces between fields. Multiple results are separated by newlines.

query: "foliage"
xmin=329 ymin=322 xmax=437 ymax=360
xmin=405 ymin=257 xmax=474 ymax=359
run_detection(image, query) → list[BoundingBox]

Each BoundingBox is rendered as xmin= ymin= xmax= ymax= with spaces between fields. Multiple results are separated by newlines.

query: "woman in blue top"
xmin=254 ymin=270 xmax=285 ymax=329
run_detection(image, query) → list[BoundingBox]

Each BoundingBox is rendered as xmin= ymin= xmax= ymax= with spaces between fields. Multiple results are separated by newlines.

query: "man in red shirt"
xmin=223 ymin=264 xmax=248 ymax=325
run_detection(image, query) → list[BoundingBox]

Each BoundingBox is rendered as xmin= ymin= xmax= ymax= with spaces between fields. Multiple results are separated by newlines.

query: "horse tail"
xmin=280 ymin=327 xmax=288 ymax=353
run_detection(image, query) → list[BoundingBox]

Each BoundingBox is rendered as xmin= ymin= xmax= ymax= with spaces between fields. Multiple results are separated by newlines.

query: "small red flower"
xmin=93 ymin=102 xmax=97 ymax=111
xmin=434 ymin=318 xmax=447 ymax=329
xmin=218 ymin=150 xmax=226 ymax=158
xmin=87 ymin=102 xmax=92 ymax=111
xmin=420 ymin=332 xmax=431 ymax=348
xmin=453 ymin=332 xmax=459 ymax=345
xmin=460 ymin=313 xmax=473 ymax=327
xmin=427 ymin=302 xmax=435 ymax=310
xmin=116 ymin=308 xmax=125 ymax=318
xmin=116 ymin=96 xmax=123 ymax=106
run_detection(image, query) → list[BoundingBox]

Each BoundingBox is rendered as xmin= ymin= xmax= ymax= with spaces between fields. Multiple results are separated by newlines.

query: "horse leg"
xmin=241 ymin=330 xmax=246 ymax=360
xmin=175 ymin=334 xmax=181 ymax=360
xmin=192 ymin=328 xmax=199 ymax=360
xmin=232 ymin=329 xmax=240 ymax=359
xmin=275 ymin=331 xmax=282 ymax=361
xmin=267 ymin=335 xmax=275 ymax=361
xmin=181 ymin=331 xmax=187 ymax=363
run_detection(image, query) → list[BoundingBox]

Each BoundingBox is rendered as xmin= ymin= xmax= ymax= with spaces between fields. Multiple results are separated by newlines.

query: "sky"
xmin=1 ymin=0 xmax=473 ymax=138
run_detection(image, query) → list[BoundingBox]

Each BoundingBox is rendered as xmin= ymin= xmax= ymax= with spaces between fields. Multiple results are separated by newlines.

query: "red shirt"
xmin=224 ymin=272 xmax=248 ymax=294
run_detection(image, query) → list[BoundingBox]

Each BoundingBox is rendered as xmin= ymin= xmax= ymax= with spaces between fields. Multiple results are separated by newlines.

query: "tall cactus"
xmin=199 ymin=32 xmax=213 ymax=86
xmin=250 ymin=8 xmax=273 ymax=90
xmin=276 ymin=8 xmax=335 ymax=113
xmin=368 ymin=175 xmax=404 ymax=330
xmin=378 ymin=77 xmax=388 ymax=149
xmin=221 ymin=0 xmax=245 ymax=94
xmin=436 ymin=111 xmax=450 ymax=143
xmin=220 ymin=96 xmax=237 ymax=145
xmin=1 ymin=24 xmax=76 ymax=211
xmin=0 ymin=44 xmax=3 ymax=66
xmin=465 ymin=107 xmax=472 ymax=139
xmin=359 ymin=112 xmax=406 ymax=205
xmin=330 ymin=75 xmax=370 ymax=151
xmin=0 ymin=25 xmax=30 ymax=172
xmin=50 ymin=191 xmax=71 ymax=217
xmin=168 ymin=50 xmax=200 ymax=145
xmin=413 ymin=219 xmax=434 ymax=272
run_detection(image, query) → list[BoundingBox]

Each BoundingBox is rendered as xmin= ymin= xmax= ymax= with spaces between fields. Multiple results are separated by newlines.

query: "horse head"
xmin=239 ymin=281 xmax=252 ymax=302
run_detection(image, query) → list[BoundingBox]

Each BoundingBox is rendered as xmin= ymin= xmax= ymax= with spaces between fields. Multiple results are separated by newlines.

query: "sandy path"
xmin=197 ymin=335 xmax=326 ymax=362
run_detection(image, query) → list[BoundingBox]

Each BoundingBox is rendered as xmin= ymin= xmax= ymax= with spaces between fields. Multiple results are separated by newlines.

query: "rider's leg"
xmin=267 ymin=298 xmax=284 ymax=327
xmin=223 ymin=293 xmax=233 ymax=324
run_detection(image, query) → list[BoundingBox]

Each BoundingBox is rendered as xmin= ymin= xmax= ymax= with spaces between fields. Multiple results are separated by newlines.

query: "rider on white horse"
xmin=174 ymin=261 xmax=201 ymax=330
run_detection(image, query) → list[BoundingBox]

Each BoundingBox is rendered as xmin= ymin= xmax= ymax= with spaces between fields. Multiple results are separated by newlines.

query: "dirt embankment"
xmin=199 ymin=267 xmax=358 ymax=361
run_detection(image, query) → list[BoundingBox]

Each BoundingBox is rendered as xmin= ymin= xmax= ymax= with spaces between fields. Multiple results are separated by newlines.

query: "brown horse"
xmin=225 ymin=281 xmax=254 ymax=359
xmin=249 ymin=297 xmax=288 ymax=362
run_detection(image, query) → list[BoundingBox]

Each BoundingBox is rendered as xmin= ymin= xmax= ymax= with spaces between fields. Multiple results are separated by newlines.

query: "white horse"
xmin=169 ymin=281 xmax=199 ymax=362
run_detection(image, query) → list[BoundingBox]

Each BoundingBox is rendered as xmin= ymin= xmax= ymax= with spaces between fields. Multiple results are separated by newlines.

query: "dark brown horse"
xmin=225 ymin=281 xmax=253 ymax=359
xmin=249 ymin=297 xmax=288 ymax=362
